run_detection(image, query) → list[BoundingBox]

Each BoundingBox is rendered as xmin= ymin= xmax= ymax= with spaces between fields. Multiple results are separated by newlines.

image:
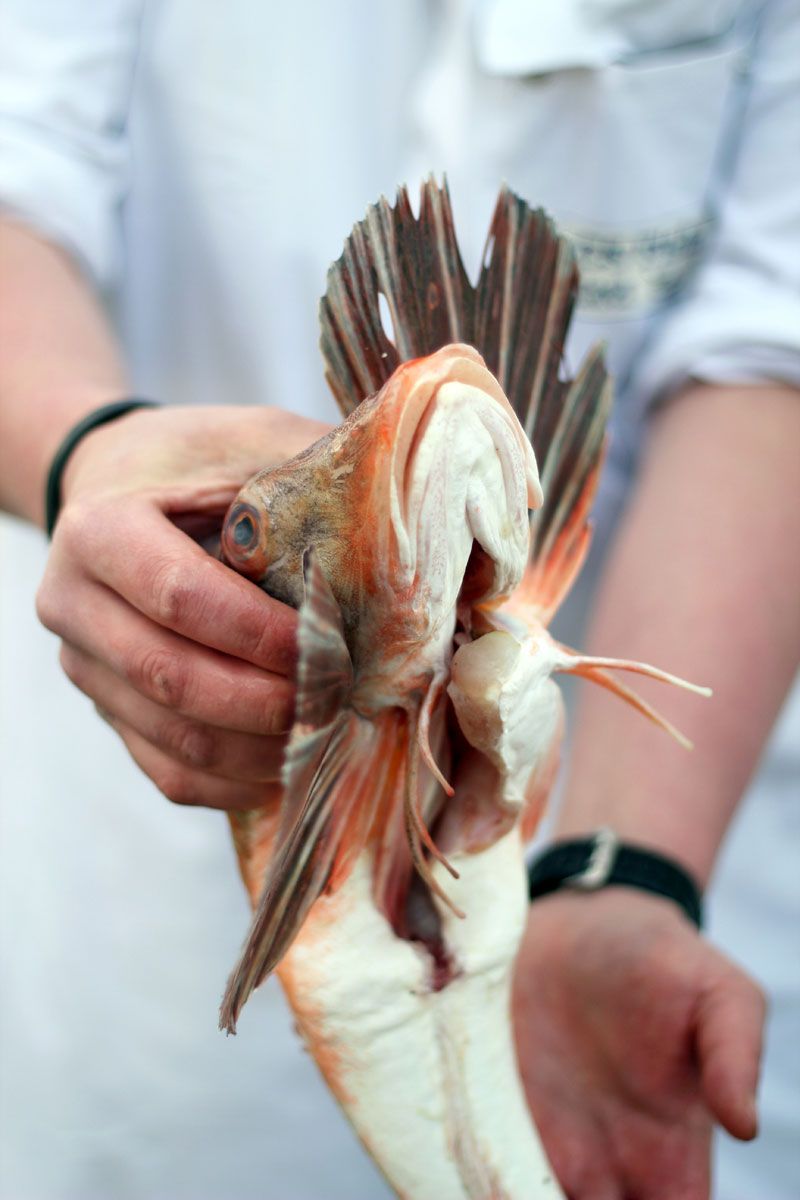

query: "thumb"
xmin=695 ymin=965 xmax=767 ymax=1141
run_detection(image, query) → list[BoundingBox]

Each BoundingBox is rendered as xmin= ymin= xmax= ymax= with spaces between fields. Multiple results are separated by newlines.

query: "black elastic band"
xmin=527 ymin=833 xmax=703 ymax=928
xmin=45 ymin=400 xmax=159 ymax=537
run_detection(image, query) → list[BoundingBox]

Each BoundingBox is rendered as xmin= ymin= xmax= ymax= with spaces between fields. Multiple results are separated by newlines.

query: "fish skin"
xmin=277 ymin=838 xmax=561 ymax=1200
xmin=218 ymin=182 xmax=709 ymax=1199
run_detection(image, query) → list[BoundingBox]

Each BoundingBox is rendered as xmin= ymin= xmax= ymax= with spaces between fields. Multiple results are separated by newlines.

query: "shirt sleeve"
xmin=0 ymin=0 xmax=144 ymax=287
xmin=634 ymin=0 xmax=800 ymax=402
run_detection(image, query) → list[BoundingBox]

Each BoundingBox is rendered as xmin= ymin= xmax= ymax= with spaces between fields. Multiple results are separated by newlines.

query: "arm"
xmin=1 ymin=219 xmax=329 ymax=810
xmin=0 ymin=220 xmax=127 ymax=525
xmin=515 ymin=380 xmax=799 ymax=1200
xmin=559 ymin=379 xmax=800 ymax=884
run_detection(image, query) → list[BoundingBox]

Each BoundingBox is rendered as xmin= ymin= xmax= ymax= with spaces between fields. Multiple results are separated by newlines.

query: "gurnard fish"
xmin=218 ymin=181 xmax=708 ymax=1199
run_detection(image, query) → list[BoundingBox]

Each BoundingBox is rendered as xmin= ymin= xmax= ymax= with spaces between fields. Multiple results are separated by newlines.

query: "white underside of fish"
xmin=278 ymin=832 xmax=564 ymax=1200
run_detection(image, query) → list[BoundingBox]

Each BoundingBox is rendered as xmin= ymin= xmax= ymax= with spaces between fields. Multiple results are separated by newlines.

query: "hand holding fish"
xmin=37 ymin=403 xmax=329 ymax=811
xmin=514 ymin=890 xmax=765 ymax=1200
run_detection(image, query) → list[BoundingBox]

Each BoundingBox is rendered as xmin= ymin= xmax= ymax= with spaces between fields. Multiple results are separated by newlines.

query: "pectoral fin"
xmin=553 ymin=643 xmax=712 ymax=750
xmin=220 ymin=552 xmax=399 ymax=1032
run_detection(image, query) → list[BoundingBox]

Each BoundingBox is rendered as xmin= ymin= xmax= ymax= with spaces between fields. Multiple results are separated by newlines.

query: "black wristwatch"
xmin=527 ymin=828 xmax=704 ymax=928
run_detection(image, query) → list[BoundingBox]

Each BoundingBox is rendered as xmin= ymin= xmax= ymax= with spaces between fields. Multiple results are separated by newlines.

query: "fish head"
xmin=222 ymin=345 xmax=542 ymax=685
xmin=220 ymin=428 xmax=357 ymax=610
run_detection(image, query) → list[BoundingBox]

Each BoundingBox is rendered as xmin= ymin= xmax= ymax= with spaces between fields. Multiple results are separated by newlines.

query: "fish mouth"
xmin=385 ymin=350 xmax=540 ymax=617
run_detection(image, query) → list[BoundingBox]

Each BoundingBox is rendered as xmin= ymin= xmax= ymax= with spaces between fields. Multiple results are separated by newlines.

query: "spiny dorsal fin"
xmin=320 ymin=177 xmax=612 ymax=621
xmin=319 ymin=179 xmax=474 ymax=415
xmin=521 ymin=346 xmax=612 ymax=623
xmin=319 ymin=177 xmax=579 ymax=434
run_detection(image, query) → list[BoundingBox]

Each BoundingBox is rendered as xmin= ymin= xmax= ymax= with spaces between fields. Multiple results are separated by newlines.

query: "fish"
xmin=217 ymin=180 xmax=709 ymax=1199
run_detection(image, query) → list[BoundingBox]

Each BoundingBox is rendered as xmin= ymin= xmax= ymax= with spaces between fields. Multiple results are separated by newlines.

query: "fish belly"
xmin=278 ymin=832 xmax=563 ymax=1200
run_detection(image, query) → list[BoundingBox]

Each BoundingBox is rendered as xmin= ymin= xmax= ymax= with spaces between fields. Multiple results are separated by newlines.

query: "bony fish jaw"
xmin=389 ymin=375 xmax=538 ymax=607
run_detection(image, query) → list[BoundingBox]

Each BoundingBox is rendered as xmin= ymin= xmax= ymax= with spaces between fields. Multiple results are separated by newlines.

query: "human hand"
xmin=36 ymin=404 xmax=331 ymax=810
xmin=513 ymin=889 xmax=766 ymax=1200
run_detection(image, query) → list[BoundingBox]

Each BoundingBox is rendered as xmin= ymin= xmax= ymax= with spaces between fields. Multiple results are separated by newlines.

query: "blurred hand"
xmin=513 ymin=889 xmax=766 ymax=1200
xmin=37 ymin=404 xmax=331 ymax=811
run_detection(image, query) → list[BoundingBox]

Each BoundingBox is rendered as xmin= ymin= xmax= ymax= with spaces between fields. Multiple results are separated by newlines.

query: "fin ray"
xmin=321 ymin=178 xmax=612 ymax=625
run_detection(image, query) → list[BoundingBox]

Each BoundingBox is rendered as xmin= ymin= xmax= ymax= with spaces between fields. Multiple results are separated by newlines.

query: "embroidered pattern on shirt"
xmin=563 ymin=219 xmax=711 ymax=319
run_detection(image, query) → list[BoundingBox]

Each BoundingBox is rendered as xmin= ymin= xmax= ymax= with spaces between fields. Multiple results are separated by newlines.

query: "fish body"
xmin=218 ymin=182 xmax=709 ymax=1199
xmin=279 ymin=836 xmax=556 ymax=1200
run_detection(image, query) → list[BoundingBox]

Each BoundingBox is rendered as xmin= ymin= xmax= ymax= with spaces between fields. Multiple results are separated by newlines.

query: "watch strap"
xmin=527 ymin=829 xmax=703 ymax=928
xmin=45 ymin=399 xmax=159 ymax=537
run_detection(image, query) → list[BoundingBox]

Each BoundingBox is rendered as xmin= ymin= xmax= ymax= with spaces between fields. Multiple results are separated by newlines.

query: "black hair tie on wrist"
xmin=45 ymin=399 xmax=160 ymax=537
xmin=527 ymin=828 xmax=704 ymax=928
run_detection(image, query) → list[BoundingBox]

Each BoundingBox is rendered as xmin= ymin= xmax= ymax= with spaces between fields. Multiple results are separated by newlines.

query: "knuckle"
xmin=744 ymin=974 xmax=768 ymax=1018
xmin=51 ymin=499 xmax=85 ymax=549
xmin=170 ymin=720 xmax=218 ymax=770
xmin=35 ymin=579 xmax=61 ymax=632
xmin=54 ymin=497 xmax=102 ymax=554
xmin=59 ymin=643 xmax=84 ymax=686
xmin=236 ymin=612 xmax=272 ymax=664
xmin=234 ymin=601 xmax=285 ymax=668
xmin=129 ymin=645 xmax=190 ymax=709
xmin=265 ymin=684 xmax=295 ymax=735
xmin=149 ymin=561 xmax=195 ymax=628
xmin=157 ymin=766 xmax=197 ymax=807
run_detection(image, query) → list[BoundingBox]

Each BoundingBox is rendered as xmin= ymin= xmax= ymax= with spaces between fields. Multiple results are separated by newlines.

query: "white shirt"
xmin=1 ymin=3 xmax=798 ymax=1198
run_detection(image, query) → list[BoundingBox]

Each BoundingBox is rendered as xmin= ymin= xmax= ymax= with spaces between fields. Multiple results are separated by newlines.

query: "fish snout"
xmin=220 ymin=499 xmax=271 ymax=581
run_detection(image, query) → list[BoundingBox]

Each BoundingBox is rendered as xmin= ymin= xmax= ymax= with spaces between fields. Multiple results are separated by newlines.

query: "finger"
xmin=54 ymin=496 xmax=298 ymax=674
xmin=61 ymin=645 xmax=288 ymax=782
xmin=695 ymin=968 xmax=766 ymax=1140
xmin=46 ymin=580 xmax=294 ymax=735
xmin=109 ymin=719 xmax=284 ymax=812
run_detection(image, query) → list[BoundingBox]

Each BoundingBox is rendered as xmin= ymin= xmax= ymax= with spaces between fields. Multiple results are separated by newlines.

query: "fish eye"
xmin=232 ymin=512 xmax=257 ymax=546
xmin=222 ymin=501 xmax=265 ymax=573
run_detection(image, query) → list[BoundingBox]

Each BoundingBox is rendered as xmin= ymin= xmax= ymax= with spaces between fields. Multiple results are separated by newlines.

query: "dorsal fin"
xmin=319 ymin=177 xmax=611 ymax=622
xmin=520 ymin=346 xmax=612 ymax=623
xmin=319 ymin=179 xmax=473 ymax=414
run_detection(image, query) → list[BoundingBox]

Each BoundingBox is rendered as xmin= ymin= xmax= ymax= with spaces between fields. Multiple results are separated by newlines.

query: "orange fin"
xmin=293 ymin=547 xmax=353 ymax=726
xmin=509 ymin=347 xmax=612 ymax=624
xmin=554 ymin=642 xmax=712 ymax=751
xmin=220 ymin=551 xmax=382 ymax=1032
xmin=227 ymin=801 xmax=282 ymax=909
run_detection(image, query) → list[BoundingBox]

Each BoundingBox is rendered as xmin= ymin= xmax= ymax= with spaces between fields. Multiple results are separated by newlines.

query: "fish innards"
xmin=216 ymin=180 xmax=708 ymax=1200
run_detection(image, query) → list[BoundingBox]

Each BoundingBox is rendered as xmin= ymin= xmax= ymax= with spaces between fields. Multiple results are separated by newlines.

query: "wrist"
xmin=47 ymin=399 xmax=160 ymax=535
xmin=553 ymin=781 xmax=724 ymax=889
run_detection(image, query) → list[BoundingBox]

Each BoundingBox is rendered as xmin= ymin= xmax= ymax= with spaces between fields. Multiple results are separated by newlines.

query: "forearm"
xmin=558 ymin=381 xmax=800 ymax=886
xmin=0 ymin=219 xmax=126 ymax=526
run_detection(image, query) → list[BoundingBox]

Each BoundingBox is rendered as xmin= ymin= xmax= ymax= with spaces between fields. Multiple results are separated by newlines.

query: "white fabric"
xmin=0 ymin=1 xmax=798 ymax=1198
